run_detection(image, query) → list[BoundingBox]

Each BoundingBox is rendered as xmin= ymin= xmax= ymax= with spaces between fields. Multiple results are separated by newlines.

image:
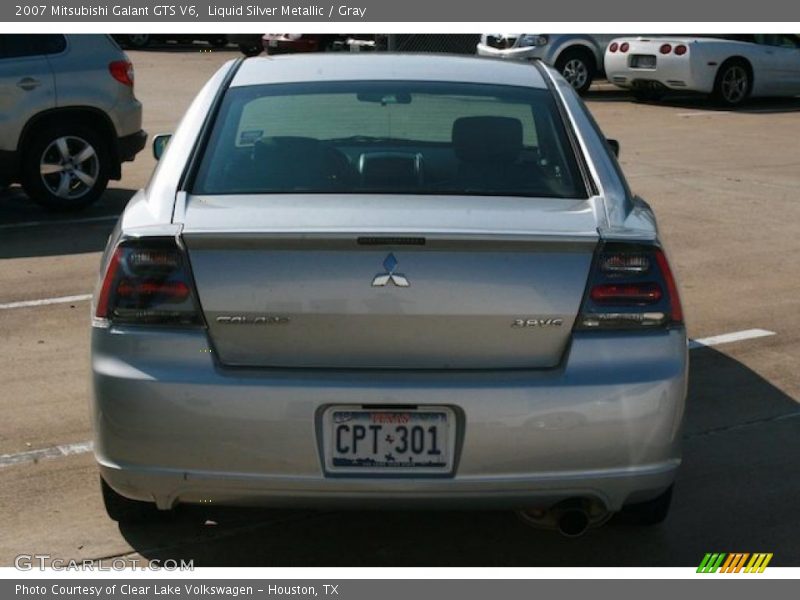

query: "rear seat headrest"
xmin=452 ymin=116 xmax=523 ymax=163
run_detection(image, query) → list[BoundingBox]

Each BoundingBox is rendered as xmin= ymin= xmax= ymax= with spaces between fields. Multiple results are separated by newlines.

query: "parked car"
xmin=605 ymin=34 xmax=800 ymax=106
xmin=0 ymin=34 xmax=146 ymax=210
xmin=92 ymin=54 xmax=687 ymax=535
xmin=477 ymin=34 xmax=623 ymax=93
xmin=113 ymin=34 xmax=228 ymax=49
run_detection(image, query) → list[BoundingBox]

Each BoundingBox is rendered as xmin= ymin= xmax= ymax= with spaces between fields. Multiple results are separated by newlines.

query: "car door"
xmin=769 ymin=34 xmax=800 ymax=94
xmin=0 ymin=35 xmax=58 ymax=154
xmin=754 ymin=34 xmax=800 ymax=94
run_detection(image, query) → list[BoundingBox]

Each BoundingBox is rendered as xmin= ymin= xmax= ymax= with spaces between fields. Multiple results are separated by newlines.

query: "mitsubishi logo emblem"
xmin=371 ymin=253 xmax=409 ymax=287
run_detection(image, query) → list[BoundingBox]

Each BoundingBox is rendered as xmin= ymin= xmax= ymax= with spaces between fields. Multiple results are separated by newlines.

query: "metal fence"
xmin=386 ymin=34 xmax=481 ymax=55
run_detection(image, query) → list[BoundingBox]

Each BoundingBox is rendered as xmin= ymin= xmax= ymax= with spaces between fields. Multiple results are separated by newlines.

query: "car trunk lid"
xmin=181 ymin=194 xmax=600 ymax=369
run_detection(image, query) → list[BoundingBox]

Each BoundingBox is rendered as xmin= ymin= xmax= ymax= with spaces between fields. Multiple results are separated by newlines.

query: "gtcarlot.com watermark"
xmin=15 ymin=554 xmax=194 ymax=571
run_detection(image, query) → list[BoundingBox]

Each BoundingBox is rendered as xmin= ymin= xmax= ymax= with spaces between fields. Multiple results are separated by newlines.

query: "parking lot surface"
xmin=1 ymin=47 xmax=799 ymax=566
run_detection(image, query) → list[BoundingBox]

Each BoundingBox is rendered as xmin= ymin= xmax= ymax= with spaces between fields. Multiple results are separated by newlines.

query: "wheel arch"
xmin=555 ymin=42 xmax=599 ymax=74
xmin=716 ymin=55 xmax=754 ymax=86
xmin=18 ymin=107 xmax=121 ymax=179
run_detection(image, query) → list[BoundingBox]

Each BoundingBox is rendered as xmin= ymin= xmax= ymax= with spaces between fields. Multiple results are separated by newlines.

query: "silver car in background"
xmin=0 ymin=34 xmax=145 ymax=210
xmin=477 ymin=34 xmax=622 ymax=94
xmin=91 ymin=54 xmax=687 ymax=536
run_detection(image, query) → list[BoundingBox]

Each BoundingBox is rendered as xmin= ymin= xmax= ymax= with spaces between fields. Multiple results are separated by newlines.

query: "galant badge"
xmin=372 ymin=253 xmax=409 ymax=287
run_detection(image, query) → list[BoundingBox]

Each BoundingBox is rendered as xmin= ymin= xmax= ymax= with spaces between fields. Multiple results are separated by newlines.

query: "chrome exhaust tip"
xmin=516 ymin=497 xmax=608 ymax=536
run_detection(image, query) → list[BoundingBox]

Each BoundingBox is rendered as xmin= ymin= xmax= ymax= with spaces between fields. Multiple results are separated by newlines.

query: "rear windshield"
xmin=192 ymin=80 xmax=587 ymax=199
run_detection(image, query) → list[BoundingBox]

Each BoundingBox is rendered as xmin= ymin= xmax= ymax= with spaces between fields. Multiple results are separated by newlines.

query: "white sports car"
xmin=604 ymin=34 xmax=800 ymax=106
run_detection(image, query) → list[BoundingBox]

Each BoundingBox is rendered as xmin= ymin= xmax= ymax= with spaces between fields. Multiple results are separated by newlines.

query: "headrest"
xmin=252 ymin=136 xmax=344 ymax=188
xmin=452 ymin=116 xmax=523 ymax=163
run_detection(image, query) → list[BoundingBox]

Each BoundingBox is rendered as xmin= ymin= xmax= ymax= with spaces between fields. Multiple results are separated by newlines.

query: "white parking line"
xmin=0 ymin=441 xmax=93 ymax=469
xmin=0 ymin=215 xmax=118 ymax=231
xmin=0 ymin=328 xmax=779 ymax=470
xmin=688 ymin=329 xmax=776 ymax=349
xmin=0 ymin=294 xmax=92 ymax=310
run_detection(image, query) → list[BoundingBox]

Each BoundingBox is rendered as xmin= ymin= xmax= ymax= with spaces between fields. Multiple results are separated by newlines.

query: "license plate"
xmin=322 ymin=406 xmax=455 ymax=474
xmin=631 ymin=55 xmax=657 ymax=69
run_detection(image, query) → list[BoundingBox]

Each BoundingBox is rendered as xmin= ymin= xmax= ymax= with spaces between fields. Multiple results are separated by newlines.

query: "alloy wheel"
xmin=721 ymin=66 xmax=749 ymax=104
xmin=39 ymin=136 xmax=100 ymax=200
xmin=562 ymin=58 xmax=589 ymax=90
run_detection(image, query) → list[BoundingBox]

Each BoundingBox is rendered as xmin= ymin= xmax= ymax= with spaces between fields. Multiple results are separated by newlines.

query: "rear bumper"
xmin=98 ymin=460 xmax=679 ymax=511
xmin=477 ymin=44 xmax=547 ymax=62
xmin=605 ymin=51 xmax=711 ymax=93
xmin=92 ymin=328 xmax=688 ymax=511
xmin=117 ymin=129 xmax=147 ymax=163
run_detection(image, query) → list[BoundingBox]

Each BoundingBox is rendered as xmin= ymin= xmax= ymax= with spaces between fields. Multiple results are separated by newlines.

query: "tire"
xmin=618 ymin=485 xmax=673 ymax=526
xmin=239 ymin=43 xmax=262 ymax=57
xmin=125 ymin=34 xmax=151 ymax=49
xmin=20 ymin=122 xmax=111 ymax=211
xmin=101 ymin=477 xmax=163 ymax=523
xmin=713 ymin=60 xmax=752 ymax=107
xmin=555 ymin=48 xmax=596 ymax=95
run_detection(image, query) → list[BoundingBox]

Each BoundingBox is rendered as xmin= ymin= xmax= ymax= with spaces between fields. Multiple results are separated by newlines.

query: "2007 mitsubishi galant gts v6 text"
xmin=91 ymin=54 xmax=687 ymax=536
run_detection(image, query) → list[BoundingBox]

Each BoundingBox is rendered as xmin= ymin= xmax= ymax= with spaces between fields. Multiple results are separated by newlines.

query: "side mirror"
xmin=607 ymin=138 xmax=620 ymax=158
xmin=152 ymin=134 xmax=172 ymax=160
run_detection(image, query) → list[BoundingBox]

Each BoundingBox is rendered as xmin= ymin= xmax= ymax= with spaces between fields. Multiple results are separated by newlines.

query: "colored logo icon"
xmin=697 ymin=553 xmax=773 ymax=573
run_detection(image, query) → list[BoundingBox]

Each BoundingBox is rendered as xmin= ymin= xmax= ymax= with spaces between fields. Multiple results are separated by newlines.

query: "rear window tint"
xmin=192 ymin=80 xmax=588 ymax=200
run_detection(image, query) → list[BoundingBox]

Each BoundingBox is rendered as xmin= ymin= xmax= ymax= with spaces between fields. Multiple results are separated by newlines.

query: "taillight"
xmin=659 ymin=44 xmax=672 ymax=54
xmin=590 ymin=282 xmax=663 ymax=304
xmin=94 ymin=238 xmax=202 ymax=326
xmin=576 ymin=243 xmax=683 ymax=330
xmin=609 ymin=42 xmax=619 ymax=53
xmin=674 ymin=45 xmax=687 ymax=56
xmin=109 ymin=60 xmax=134 ymax=87
xmin=655 ymin=249 xmax=683 ymax=322
xmin=620 ymin=42 xmax=630 ymax=53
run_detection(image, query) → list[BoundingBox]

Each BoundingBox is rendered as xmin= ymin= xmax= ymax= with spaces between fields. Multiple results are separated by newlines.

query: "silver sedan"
xmin=91 ymin=54 xmax=687 ymax=536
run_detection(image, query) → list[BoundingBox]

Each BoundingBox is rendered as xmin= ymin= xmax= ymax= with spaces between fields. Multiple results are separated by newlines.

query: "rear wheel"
xmin=555 ymin=48 xmax=595 ymax=95
xmin=101 ymin=477 xmax=164 ymax=523
xmin=618 ymin=485 xmax=673 ymax=526
xmin=20 ymin=123 xmax=111 ymax=211
xmin=713 ymin=60 xmax=752 ymax=107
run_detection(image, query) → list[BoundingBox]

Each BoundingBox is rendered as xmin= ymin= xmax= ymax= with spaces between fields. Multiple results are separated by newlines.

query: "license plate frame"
xmin=630 ymin=54 xmax=657 ymax=69
xmin=321 ymin=406 xmax=457 ymax=475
